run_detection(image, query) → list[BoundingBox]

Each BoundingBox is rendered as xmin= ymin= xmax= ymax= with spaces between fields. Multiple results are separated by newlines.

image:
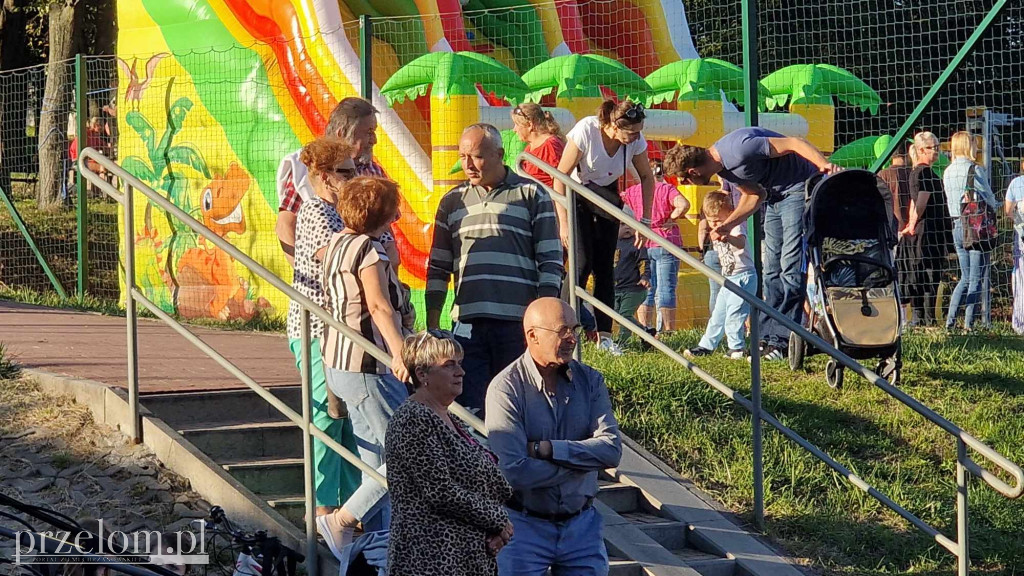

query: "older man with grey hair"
xmin=426 ymin=123 xmax=564 ymax=415
xmin=486 ymin=297 xmax=621 ymax=575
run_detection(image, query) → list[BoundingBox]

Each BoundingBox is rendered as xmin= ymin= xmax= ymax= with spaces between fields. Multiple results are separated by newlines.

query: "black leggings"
xmin=576 ymin=200 xmax=619 ymax=333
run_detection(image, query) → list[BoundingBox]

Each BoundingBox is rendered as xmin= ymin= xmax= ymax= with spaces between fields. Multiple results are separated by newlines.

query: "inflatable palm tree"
xmin=761 ymin=64 xmax=882 ymax=153
xmin=521 ymin=54 xmax=652 ymax=123
xmin=645 ymin=58 xmax=767 ymax=147
xmin=381 ymin=51 xmax=529 ymax=199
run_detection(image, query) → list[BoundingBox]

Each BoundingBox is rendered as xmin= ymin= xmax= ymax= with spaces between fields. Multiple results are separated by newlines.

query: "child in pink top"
xmin=621 ymin=163 xmax=690 ymax=333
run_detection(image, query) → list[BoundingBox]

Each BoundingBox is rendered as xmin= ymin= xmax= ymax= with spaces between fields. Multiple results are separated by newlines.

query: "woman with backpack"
xmin=943 ymin=131 xmax=998 ymax=332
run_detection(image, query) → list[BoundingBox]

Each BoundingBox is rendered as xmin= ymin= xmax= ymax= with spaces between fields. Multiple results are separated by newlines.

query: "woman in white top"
xmin=554 ymin=100 xmax=655 ymax=335
xmin=1004 ymin=158 xmax=1024 ymax=334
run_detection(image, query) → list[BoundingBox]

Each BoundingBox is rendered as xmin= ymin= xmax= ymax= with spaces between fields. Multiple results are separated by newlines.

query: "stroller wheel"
xmin=826 ymin=359 xmax=844 ymax=390
xmin=788 ymin=332 xmax=805 ymax=371
xmin=877 ymin=353 xmax=902 ymax=386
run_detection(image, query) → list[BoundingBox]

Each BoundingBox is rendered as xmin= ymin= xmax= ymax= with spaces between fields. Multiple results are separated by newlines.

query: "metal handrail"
xmin=516 ymin=151 xmax=1023 ymax=575
xmin=78 ymin=148 xmax=484 ymax=576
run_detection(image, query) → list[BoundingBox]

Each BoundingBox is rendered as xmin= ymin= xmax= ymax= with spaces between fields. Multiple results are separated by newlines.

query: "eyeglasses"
xmin=533 ymin=325 xmax=584 ymax=341
xmin=512 ymin=106 xmax=526 ymax=117
xmin=621 ymin=102 xmax=645 ymax=120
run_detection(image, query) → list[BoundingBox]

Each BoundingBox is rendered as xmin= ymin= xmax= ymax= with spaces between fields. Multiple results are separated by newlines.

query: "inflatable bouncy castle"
xmin=115 ymin=0 xmax=878 ymax=326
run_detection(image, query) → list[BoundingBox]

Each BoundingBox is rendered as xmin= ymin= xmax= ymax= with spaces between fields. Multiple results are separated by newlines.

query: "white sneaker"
xmin=598 ymin=336 xmax=624 ymax=356
xmin=315 ymin=514 xmax=354 ymax=561
xmin=725 ymin=349 xmax=747 ymax=360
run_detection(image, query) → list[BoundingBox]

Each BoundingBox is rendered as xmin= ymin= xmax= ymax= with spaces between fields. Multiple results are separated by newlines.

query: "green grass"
xmin=587 ymin=328 xmax=1024 ymax=575
xmin=0 ymin=342 xmax=21 ymax=380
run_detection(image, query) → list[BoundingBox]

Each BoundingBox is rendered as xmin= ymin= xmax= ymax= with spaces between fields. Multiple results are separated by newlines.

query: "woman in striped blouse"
xmin=317 ymin=176 xmax=410 ymax=556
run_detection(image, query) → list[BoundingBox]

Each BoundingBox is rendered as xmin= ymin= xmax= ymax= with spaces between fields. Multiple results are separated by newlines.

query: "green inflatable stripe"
xmin=140 ymin=0 xmax=302 ymax=208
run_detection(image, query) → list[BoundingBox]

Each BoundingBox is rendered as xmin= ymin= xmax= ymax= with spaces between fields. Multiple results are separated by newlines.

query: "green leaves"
xmin=166 ymin=145 xmax=210 ymax=179
xmin=121 ymin=156 xmax=156 ymax=184
xmin=153 ymin=97 xmax=194 ymax=168
xmin=381 ymin=51 xmax=529 ymax=105
xmin=522 ymin=54 xmax=652 ymax=105
xmin=124 ymin=111 xmax=156 ymax=157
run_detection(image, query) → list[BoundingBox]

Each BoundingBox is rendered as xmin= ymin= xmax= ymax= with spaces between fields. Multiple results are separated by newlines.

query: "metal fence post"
xmin=566 ymin=188 xmax=580 ymax=361
xmin=123 ymin=183 xmax=140 ymax=443
xmin=741 ymin=0 xmax=763 ymax=295
xmin=750 ymin=312 xmax=764 ymax=530
xmin=75 ymin=54 xmax=88 ymax=298
xmin=300 ymin=309 xmax=318 ymax=576
xmin=359 ymin=15 xmax=373 ymax=101
xmin=956 ymin=439 xmax=970 ymax=576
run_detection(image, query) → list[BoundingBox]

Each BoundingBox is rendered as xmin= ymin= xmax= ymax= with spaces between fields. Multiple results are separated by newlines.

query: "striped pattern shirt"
xmin=426 ymin=168 xmax=563 ymax=322
xmin=321 ymin=232 xmax=404 ymax=374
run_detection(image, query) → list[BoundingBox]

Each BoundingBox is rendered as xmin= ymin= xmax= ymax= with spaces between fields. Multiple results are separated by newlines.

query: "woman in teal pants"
xmin=285 ymin=138 xmax=362 ymax=516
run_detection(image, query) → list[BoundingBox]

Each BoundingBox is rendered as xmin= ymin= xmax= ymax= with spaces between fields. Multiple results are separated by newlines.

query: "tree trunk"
xmin=0 ymin=1 xmax=31 ymax=200
xmin=36 ymin=0 xmax=80 ymax=210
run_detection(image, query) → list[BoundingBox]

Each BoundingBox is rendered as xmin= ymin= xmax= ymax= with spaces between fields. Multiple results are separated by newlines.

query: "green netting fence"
xmin=0 ymin=1 xmax=1020 ymax=334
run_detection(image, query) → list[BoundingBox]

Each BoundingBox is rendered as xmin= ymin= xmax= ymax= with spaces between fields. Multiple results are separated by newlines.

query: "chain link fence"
xmin=0 ymin=2 xmax=1021 ymax=333
xmin=0 ymin=56 xmax=120 ymax=302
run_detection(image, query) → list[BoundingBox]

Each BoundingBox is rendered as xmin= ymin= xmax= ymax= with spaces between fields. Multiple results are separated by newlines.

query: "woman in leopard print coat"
xmin=385 ymin=331 xmax=513 ymax=576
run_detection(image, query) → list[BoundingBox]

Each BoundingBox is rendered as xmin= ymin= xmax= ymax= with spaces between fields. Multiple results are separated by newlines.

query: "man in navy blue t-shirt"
xmin=664 ymin=127 xmax=838 ymax=360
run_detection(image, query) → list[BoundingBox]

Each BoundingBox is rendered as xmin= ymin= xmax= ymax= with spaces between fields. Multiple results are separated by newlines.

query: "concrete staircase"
xmin=142 ymin=387 xmax=802 ymax=576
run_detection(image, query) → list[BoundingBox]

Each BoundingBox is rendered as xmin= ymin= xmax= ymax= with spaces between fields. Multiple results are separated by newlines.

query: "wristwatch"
xmin=533 ymin=441 xmax=542 ymax=458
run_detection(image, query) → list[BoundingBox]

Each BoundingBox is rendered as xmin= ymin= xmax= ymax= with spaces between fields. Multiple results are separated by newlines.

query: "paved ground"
xmin=0 ymin=300 xmax=297 ymax=393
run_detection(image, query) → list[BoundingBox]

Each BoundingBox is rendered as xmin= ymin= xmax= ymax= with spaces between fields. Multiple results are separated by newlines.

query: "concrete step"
xmin=180 ymin=421 xmax=301 ymax=462
xmin=143 ymin=387 xmax=302 ymax=428
xmin=223 ymin=457 xmax=304 ymax=496
xmin=596 ymin=481 xmax=641 ymax=514
xmin=608 ymin=557 xmax=643 ymax=576
xmin=266 ymin=495 xmax=305 ymax=528
xmin=673 ymin=548 xmax=736 ymax=576
xmin=622 ymin=511 xmax=687 ymax=551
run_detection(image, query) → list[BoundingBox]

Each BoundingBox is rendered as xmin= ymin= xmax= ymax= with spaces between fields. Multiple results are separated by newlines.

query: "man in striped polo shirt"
xmin=426 ymin=123 xmax=564 ymax=415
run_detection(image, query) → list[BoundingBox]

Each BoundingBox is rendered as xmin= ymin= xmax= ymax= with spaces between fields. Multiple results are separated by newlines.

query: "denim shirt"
xmin=485 ymin=353 xmax=622 ymax=516
xmin=943 ymin=157 xmax=997 ymax=219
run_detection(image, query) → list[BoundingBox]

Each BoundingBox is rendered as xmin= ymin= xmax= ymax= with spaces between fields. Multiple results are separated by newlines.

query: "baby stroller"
xmin=788 ymin=169 xmax=902 ymax=389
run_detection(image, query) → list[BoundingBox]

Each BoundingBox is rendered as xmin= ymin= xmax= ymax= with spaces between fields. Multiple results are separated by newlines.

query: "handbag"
xmin=959 ymin=165 xmax=998 ymax=251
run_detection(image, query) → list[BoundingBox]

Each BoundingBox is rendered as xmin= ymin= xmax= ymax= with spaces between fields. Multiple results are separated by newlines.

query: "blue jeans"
xmin=946 ymin=222 xmax=990 ymax=330
xmin=758 ymin=192 xmax=806 ymax=348
xmin=454 ymin=318 xmax=526 ymax=416
xmin=325 ymin=369 xmax=408 ymax=531
xmin=704 ymin=249 xmax=722 ymax=313
xmin=644 ymin=247 xmax=680 ymax=309
xmin=699 ymin=271 xmax=757 ymax=352
xmin=497 ymin=506 xmax=608 ymax=576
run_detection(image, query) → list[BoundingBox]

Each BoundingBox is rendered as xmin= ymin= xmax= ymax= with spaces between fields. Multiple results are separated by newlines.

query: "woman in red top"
xmin=511 ymin=103 xmax=565 ymax=188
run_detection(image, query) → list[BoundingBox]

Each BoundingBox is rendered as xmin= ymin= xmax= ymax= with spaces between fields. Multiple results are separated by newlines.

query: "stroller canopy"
xmin=805 ymin=169 xmax=898 ymax=248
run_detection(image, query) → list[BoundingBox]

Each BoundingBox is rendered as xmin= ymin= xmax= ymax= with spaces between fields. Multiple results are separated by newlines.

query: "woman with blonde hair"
xmin=385 ymin=330 xmax=513 ymax=576
xmin=512 ymin=102 xmax=565 ymax=189
xmin=943 ymin=131 xmax=997 ymax=331
xmin=902 ymin=131 xmax=945 ymax=325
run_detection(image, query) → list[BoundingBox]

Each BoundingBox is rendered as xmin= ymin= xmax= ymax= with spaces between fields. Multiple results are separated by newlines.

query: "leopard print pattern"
xmin=386 ymin=400 xmax=512 ymax=576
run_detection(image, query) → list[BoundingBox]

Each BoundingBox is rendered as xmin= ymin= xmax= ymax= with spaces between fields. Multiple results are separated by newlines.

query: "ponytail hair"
xmin=597 ymin=99 xmax=645 ymax=129
xmin=511 ymin=102 xmax=562 ymax=138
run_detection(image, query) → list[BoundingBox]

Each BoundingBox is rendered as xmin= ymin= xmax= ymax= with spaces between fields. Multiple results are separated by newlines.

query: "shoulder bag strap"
xmin=963 ymin=165 xmax=977 ymax=204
